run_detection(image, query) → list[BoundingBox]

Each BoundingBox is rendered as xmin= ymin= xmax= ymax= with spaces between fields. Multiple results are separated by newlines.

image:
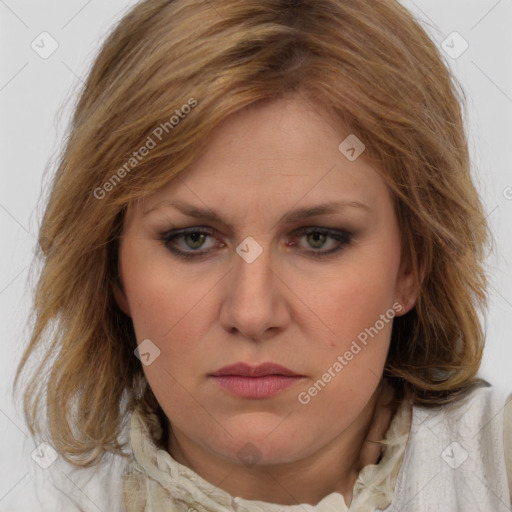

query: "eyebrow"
xmin=143 ymin=199 xmax=372 ymax=226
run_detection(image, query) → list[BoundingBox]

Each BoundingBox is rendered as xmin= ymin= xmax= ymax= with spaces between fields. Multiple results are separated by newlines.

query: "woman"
xmin=12 ymin=0 xmax=511 ymax=510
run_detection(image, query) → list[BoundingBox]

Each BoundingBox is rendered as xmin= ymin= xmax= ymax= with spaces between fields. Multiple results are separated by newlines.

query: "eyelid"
xmin=160 ymin=225 xmax=354 ymax=260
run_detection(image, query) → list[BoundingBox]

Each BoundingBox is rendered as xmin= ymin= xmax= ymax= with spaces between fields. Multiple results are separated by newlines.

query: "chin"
xmin=204 ymin=422 xmax=312 ymax=467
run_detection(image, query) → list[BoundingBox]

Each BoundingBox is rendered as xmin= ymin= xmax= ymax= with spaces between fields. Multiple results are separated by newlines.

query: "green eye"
xmin=161 ymin=226 xmax=353 ymax=260
xmin=306 ymin=232 xmax=328 ymax=249
xmin=183 ymin=232 xmax=207 ymax=250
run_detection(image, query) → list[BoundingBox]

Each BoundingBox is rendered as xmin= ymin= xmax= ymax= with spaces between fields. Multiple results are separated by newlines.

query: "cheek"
xmin=121 ymin=242 xmax=215 ymax=341
xmin=329 ymin=268 xmax=397 ymax=340
xmin=309 ymin=271 xmax=395 ymax=383
xmin=302 ymin=244 xmax=401 ymax=347
xmin=292 ymin=241 xmax=400 ymax=408
xmin=120 ymin=249 xmax=232 ymax=413
xmin=122 ymin=256 xmax=216 ymax=404
xmin=294 ymin=268 xmax=396 ymax=425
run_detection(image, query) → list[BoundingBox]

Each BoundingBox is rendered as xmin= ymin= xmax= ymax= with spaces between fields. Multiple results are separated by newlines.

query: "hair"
xmin=15 ymin=0 xmax=490 ymax=468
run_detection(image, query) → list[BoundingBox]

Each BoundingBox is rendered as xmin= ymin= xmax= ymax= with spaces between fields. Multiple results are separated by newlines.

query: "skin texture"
xmin=115 ymin=93 xmax=419 ymax=506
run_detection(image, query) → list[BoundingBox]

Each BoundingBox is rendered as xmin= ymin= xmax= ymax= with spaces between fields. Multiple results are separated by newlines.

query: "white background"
xmin=1 ymin=0 xmax=511 ymax=506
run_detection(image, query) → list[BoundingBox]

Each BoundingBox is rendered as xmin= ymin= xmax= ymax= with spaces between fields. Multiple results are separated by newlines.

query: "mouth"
xmin=209 ymin=362 xmax=305 ymax=398
xmin=210 ymin=362 xmax=302 ymax=378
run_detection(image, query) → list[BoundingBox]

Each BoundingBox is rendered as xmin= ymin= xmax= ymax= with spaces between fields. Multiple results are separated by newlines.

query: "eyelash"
xmin=160 ymin=226 xmax=353 ymax=261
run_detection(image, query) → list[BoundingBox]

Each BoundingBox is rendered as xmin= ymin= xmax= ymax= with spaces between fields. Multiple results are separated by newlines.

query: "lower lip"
xmin=210 ymin=375 xmax=303 ymax=398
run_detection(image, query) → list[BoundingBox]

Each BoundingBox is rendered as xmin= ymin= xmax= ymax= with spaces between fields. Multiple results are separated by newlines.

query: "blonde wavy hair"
xmin=15 ymin=0 xmax=490 ymax=467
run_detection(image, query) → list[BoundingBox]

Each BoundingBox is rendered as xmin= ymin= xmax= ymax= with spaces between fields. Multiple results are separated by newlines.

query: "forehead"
xmin=131 ymin=95 xmax=391 ymax=221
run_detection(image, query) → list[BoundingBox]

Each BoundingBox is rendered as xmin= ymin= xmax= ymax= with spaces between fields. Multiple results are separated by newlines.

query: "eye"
xmin=160 ymin=226 xmax=353 ymax=260
xmin=289 ymin=227 xmax=353 ymax=257
xmin=161 ymin=227 xmax=221 ymax=259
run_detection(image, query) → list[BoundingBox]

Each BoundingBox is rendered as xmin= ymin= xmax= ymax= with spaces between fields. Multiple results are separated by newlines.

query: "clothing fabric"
xmin=2 ymin=385 xmax=511 ymax=512
xmin=122 ymin=384 xmax=512 ymax=512
xmin=379 ymin=385 xmax=511 ymax=512
xmin=122 ymin=395 xmax=411 ymax=512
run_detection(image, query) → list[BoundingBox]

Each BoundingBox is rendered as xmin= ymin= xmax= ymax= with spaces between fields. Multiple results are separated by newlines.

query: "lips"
xmin=210 ymin=362 xmax=302 ymax=377
xmin=209 ymin=362 xmax=304 ymax=398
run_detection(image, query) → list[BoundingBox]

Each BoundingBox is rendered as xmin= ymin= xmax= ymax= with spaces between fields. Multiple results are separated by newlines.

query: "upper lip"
xmin=210 ymin=362 xmax=302 ymax=377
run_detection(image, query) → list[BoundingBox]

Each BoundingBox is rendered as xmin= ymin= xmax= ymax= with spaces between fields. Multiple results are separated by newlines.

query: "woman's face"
xmin=115 ymin=94 xmax=417 ymax=466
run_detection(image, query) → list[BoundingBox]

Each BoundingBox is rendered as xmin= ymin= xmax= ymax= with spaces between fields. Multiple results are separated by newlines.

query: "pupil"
xmin=309 ymin=233 xmax=325 ymax=248
xmin=187 ymin=233 xmax=204 ymax=248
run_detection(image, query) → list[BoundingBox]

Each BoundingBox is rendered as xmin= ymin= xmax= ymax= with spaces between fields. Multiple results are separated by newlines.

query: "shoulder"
xmin=412 ymin=382 xmax=510 ymax=431
xmin=386 ymin=383 xmax=512 ymax=512
xmin=2 ymin=438 xmax=130 ymax=511
xmin=407 ymin=383 xmax=511 ymax=460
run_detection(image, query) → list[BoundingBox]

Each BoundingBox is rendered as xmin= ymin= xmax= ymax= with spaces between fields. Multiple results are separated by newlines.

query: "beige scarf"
xmin=122 ymin=402 xmax=411 ymax=512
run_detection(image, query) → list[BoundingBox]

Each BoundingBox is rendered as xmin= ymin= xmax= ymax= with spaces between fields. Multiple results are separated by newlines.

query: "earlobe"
xmin=114 ymin=280 xmax=131 ymax=317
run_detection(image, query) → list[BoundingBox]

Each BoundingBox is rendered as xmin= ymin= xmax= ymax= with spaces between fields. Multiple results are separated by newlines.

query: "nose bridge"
xmin=221 ymin=235 xmax=286 ymax=339
xmin=233 ymin=235 xmax=273 ymax=301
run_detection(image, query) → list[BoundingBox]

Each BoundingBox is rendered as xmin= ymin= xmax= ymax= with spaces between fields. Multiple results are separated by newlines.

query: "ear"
xmin=114 ymin=279 xmax=132 ymax=317
xmin=393 ymin=251 xmax=423 ymax=317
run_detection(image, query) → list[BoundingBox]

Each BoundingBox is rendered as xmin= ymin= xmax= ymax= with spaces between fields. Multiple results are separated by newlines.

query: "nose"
xmin=219 ymin=239 xmax=290 ymax=341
